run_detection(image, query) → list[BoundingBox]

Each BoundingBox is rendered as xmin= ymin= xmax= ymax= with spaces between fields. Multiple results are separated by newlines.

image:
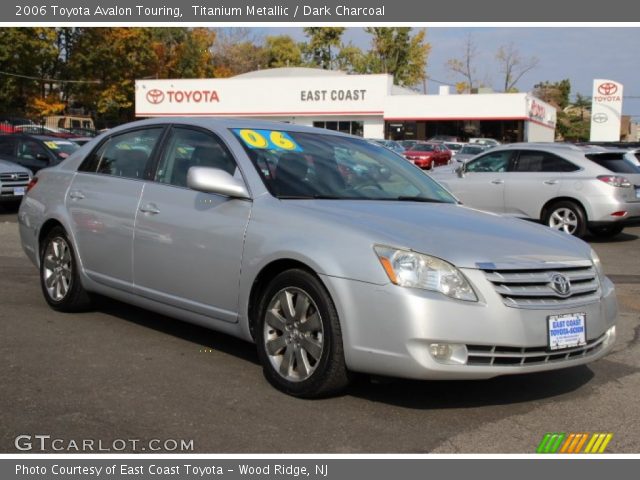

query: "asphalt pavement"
xmin=1 ymin=203 xmax=639 ymax=453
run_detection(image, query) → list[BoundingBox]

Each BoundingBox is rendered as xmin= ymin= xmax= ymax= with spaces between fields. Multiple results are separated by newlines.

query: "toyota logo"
xmin=11 ymin=173 xmax=18 ymax=180
xmin=549 ymin=273 xmax=571 ymax=298
xmin=597 ymin=82 xmax=618 ymax=96
xmin=593 ymin=113 xmax=608 ymax=123
xmin=146 ymin=89 xmax=165 ymax=104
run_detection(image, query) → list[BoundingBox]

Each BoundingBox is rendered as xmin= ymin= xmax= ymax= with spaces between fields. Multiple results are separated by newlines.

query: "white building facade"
xmin=135 ymin=68 xmax=556 ymax=142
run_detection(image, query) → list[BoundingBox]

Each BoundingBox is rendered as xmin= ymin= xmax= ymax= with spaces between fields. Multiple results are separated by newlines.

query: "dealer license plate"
xmin=548 ymin=313 xmax=586 ymax=351
xmin=13 ymin=187 xmax=25 ymax=196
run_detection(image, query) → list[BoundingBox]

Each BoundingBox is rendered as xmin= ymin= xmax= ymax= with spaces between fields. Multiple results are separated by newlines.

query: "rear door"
xmin=67 ymin=126 xmax=165 ymax=291
xmin=133 ymin=126 xmax=251 ymax=323
xmin=503 ymin=149 xmax=578 ymax=219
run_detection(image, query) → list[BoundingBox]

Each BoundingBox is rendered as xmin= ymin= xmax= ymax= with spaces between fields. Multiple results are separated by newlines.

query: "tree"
xmin=264 ymin=35 xmax=303 ymax=68
xmin=363 ymin=27 xmax=430 ymax=88
xmin=211 ymin=28 xmax=267 ymax=76
xmin=533 ymin=79 xmax=571 ymax=109
xmin=496 ymin=42 xmax=539 ymax=92
xmin=446 ymin=33 xmax=478 ymax=93
xmin=334 ymin=43 xmax=368 ymax=74
xmin=302 ymin=27 xmax=345 ymax=69
xmin=0 ymin=28 xmax=61 ymax=115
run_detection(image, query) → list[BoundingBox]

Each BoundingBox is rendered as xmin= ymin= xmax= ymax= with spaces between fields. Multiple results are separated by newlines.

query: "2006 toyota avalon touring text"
xmin=18 ymin=118 xmax=618 ymax=397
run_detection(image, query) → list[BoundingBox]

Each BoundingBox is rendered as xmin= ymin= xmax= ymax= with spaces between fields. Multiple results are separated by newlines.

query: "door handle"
xmin=139 ymin=203 xmax=160 ymax=215
xmin=544 ymin=180 xmax=558 ymax=185
xmin=69 ymin=190 xmax=85 ymax=200
xmin=491 ymin=179 xmax=504 ymax=185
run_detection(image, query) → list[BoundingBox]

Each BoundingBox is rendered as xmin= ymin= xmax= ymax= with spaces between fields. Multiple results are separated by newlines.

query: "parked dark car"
xmin=0 ymin=134 xmax=80 ymax=173
xmin=404 ymin=142 xmax=452 ymax=169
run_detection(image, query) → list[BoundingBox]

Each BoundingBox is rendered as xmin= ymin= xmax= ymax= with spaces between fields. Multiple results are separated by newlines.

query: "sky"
xmin=255 ymin=27 xmax=640 ymax=116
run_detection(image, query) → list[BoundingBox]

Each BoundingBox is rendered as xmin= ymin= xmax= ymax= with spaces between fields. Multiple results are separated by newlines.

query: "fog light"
xmin=428 ymin=343 xmax=468 ymax=365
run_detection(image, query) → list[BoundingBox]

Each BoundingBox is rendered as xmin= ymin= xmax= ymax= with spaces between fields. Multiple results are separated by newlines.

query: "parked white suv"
xmin=431 ymin=143 xmax=640 ymax=238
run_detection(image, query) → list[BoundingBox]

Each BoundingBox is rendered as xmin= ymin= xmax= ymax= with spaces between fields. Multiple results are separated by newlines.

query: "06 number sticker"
xmin=233 ymin=129 xmax=302 ymax=152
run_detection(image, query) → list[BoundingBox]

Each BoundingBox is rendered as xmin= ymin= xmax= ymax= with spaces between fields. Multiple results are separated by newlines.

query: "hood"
xmin=287 ymin=200 xmax=591 ymax=269
xmin=0 ymin=159 xmax=31 ymax=174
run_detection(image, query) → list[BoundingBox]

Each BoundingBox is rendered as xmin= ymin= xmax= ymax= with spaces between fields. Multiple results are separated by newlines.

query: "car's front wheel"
xmin=255 ymin=269 xmax=350 ymax=398
xmin=40 ymin=226 xmax=92 ymax=312
xmin=543 ymin=200 xmax=587 ymax=237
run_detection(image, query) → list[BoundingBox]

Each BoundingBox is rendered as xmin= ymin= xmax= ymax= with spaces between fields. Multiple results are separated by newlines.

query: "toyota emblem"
xmin=549 ymin=273 xmax=571 ymax=298
xmin=146 ymin=89 xmax=165 ymax=104
xmin=11 ymin=173 xmax=18 ymax=180
xmin=597 ymin=82 xmax=618 ymax=96
xmin=592 ymin=113 xmax=608 ymax=123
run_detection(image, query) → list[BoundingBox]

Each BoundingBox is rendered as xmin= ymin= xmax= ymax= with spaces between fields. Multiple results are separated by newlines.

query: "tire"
xmin=255 ymin=269 xmax=350 ymax=398
xmin=543 ymin=200 xmax=587 ymax=238
xmin=588 ymin=224 xmax=624 ymax=238
xmin=40 ymin=226 xmax=93 ymax=312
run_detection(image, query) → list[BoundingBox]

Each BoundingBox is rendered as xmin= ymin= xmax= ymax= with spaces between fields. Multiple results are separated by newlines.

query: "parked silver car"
xmin=0 ymin=159 xmax=31 ymax=204
xmin=432 ymin=143 xmax=640 ymax=238
xmin=18 ymin=120 xmax=617 ymax=397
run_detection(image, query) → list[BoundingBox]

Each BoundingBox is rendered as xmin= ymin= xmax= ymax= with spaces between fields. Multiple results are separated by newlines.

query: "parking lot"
xmin=1 ymin=203 xmax=639 ymax=453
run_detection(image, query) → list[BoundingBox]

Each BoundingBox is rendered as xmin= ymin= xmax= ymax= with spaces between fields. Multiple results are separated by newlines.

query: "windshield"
xmin=43 ymin=140 xmax=80 ymax=160
xmin=232 ymin=128 xmax=456 ymax=202
xmin=410 ymin=144 xmax=435 ymax=152
xmin=460 ymin=145 xmax=485 ymax=155
xmin=445 ymin=143 xmax=462 ymax=151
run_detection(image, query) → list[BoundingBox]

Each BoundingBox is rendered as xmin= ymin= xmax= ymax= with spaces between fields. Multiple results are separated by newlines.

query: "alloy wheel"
xmin=263 ymin=287 xmax=324 ymax=382
xmin=42 ymin=236 xmax=73 ymax=301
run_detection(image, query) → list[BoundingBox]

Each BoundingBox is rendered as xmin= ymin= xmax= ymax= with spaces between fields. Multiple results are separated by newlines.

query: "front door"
xmin=133 ymin=126 xmax=251 ymax=323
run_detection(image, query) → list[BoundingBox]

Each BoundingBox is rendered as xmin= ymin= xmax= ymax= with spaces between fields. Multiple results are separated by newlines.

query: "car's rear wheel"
xmin=40 ymin=226 xmax=92 ymax=312
xmin=588 ymin=224 xmax=624 ymax=238
xmin=255 ymin=269 xmax=350 ymax=398
xmin=543 ymin=201 xmax=587 ymax=237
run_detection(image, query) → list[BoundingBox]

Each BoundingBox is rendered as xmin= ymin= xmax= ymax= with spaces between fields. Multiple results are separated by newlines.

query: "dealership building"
xmin=135 ymin=67 xmax=556 ymax=142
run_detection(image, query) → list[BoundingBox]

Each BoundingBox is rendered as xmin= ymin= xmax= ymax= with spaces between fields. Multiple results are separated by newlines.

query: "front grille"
xmin=467 ymin=333 xmax=607 ymax=366
xmin=0 ymin=172 xmax=29 ymax=183
xmin=483 ymin=264 xmax=600 ymax=309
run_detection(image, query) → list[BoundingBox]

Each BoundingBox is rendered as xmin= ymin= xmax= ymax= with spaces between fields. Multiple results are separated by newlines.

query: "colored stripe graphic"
xmin=537 ymin=433 xmax=613 ymax=453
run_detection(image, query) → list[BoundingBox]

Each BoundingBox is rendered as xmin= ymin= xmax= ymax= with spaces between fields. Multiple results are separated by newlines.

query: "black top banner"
xmin=6 ymin=0 xmax=640 ymax=22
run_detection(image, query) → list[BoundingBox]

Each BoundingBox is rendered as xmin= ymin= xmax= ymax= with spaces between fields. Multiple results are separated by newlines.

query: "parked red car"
xmin=403 ymin=142 xmax=452 ymax=169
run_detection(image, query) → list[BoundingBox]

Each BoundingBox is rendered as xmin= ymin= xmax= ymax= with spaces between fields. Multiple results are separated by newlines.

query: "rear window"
xmin=586 ymin=153 xmax=640 ymax=174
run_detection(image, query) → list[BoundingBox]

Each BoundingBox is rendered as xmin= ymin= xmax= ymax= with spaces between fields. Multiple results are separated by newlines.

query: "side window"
xmin=0 ymin=137 xmax=16 ymax=156
xmin=79 ymin=128 xmax=163 ymax=179
xmin=17 ymin=140 xmax=50 ymax=167
xmin=515 ymin=151 xmax=579 ymax=173
xmin=155 ymin=127 xmax=238 ymax=188
xmin=466 ymin=150 xmax=513 ymax=173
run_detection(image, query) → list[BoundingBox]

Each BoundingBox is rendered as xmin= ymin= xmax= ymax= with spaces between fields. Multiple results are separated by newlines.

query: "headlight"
xmin=374 ymin=245 xmax=478 ymax=302
xmin=590 ymin=248 xmax=606 ymax=285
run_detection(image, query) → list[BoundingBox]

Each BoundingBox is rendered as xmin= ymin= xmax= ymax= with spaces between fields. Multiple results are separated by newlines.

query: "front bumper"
xmin=321 ymin=269 xmax=617 ymax=380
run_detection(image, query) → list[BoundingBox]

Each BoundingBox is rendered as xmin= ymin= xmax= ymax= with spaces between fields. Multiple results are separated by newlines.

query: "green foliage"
xmin=363 ymin=28 xmax=430 ymax=88
xmin=302 ymin=27 xmax=345 ymax=69
xmin=0 ymin=27 xmax=217 ymax=126
xmin=264 ymin=36 xmax=303 ymax=68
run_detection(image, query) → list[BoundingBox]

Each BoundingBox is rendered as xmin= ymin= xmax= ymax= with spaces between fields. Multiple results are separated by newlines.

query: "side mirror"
xmin=455 ymin=164 xmax=465 ymax=178
xmin=35 ymin=153 xmax=49 ymax=162
xmin=187 ymin=167 xmax=250 ymax=199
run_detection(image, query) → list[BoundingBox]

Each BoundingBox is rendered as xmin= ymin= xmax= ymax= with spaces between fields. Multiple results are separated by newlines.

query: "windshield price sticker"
xmin=548 ymin=313 xmax=586 ymax=350
xmin=44 ymin=141 xmax=59 ymax=149
xmin=233 ymin=129 xmax=302 ymax=152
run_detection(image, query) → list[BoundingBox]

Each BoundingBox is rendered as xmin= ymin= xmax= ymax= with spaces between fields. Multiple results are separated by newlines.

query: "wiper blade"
xmin=393 ymin=196 xmax=449 ymax=203
xmin=277 ymin=195 xmax=344 ymax=200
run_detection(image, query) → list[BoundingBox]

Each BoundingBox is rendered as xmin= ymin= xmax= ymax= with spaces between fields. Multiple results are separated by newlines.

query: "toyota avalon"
xmin=18 ymin=119 xmax=617 ymax=397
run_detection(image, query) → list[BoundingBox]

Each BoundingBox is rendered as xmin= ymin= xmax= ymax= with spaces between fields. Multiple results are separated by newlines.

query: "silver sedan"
xmin=18 ymin=119 xmax=617 ymax=397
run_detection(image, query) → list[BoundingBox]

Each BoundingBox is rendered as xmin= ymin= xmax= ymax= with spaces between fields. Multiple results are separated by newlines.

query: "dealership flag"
xmin=590 ymin=79 xmax=623 ymax=141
